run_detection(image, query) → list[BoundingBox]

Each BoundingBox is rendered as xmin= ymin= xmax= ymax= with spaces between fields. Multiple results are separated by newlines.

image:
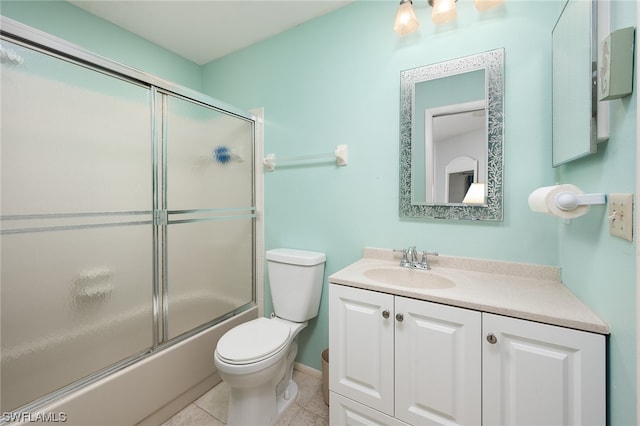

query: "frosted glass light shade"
xmin=474 ymin=0 xmax=505 ymax=12
xmin=394 ymin=0 xmax=419 ymax=36
xmin=463 ymin=183 xmax=486 ymax=205
xmin=431 ymin=0 xmax=457 ymax=24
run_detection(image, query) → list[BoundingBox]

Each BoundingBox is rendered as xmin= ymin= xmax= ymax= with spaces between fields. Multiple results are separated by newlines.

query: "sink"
xmin=363 ymin=267 xmax=455 ymax=290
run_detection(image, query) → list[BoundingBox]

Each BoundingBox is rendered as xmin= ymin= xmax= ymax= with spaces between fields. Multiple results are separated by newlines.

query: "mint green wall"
xmin=554 ymin=2 xmax=637 ymax=425
xmin=0 ymin=0 xmax=202 ymax=90
xmin=202 ymin=1 xmax=636 ymax=424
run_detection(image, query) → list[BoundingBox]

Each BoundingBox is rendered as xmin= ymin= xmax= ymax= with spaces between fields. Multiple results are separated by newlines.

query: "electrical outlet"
xmin=608 ymin=193 xmax=633 ymax=241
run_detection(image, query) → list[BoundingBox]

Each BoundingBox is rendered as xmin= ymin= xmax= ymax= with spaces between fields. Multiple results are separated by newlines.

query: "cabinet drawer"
xmin=330 ymin=392 xmax=409 ymax=426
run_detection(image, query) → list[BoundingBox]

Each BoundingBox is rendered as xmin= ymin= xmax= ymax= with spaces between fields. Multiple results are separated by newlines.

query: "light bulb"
xmin=474 ymin=0 xmax=505 ymax=12
xmin=394 ymin=0 xmax=420 ymax=36
xmin=431 ymin=0 xmax=457 ymax=24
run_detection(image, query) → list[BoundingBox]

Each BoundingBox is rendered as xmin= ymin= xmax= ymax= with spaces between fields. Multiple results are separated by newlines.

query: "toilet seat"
xmin=216 ymin=317 xmax=290 ymax=365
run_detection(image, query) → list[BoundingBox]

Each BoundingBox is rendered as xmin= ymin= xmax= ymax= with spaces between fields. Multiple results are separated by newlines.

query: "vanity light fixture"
xmin=462 ymin=183 xmax=486 ymax=205
xmin=394 ymin=0 xmax=505 ymax=35
xmin=394 ymin=0 xmax=420 ymax=36
xmin=430 ymin=0 xmax=458 ymax=24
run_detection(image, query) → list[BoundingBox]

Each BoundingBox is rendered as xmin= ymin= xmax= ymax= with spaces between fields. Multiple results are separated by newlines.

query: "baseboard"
xmin=293 ymin=362 xmax=322 ymax=379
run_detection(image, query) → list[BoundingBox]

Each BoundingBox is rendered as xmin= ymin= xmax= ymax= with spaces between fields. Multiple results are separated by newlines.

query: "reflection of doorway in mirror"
xmin=444 ymin=156 xmax=478 ymax=203
xmin=426 ymin=101 xmax=486 ymax=204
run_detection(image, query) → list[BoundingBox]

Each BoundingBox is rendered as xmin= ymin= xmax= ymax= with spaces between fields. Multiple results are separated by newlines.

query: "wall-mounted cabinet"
xmin=329 ymin=284 xmax=606 ymax=426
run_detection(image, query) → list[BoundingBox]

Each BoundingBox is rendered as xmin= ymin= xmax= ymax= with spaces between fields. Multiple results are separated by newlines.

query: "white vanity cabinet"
xmin=329 ymin=283 xmax=606 ymax=426
xmin=329 ymin=284 xmax=482 ymax=426
xmin=482 ymin=312 xmax=606 ymax=425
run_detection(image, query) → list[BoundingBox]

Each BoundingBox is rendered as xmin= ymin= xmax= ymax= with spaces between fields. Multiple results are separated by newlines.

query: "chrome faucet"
xmin=407 ymin=246 xmax=418 ymax=265
xmin=394 ymin=246 xmax=438 ymax=270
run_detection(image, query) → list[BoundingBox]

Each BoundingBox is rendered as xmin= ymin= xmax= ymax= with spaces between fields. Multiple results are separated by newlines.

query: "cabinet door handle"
xmin=382 ymin=310 xmax=390 ymax=319
xmin=486 ymin=333 xmax=498 ymax=344
xmin=396 ymin=313 xmax=404 ymax=322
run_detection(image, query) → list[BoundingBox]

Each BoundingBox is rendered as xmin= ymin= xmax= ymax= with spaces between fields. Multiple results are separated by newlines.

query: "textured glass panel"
xmin=0 ymin=40 xmax=152 ymax=215
xmin=0 ymin=226 xmax=153 ymax=412
xmin=166 ymin=96 xmax=253 ymax=210
xmin=166 ymin=219 xmax=253 ymax=340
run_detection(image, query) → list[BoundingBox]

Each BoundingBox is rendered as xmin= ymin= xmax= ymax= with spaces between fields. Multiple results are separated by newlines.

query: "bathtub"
xmin=3 ymin=301 xmax=257 ymax=426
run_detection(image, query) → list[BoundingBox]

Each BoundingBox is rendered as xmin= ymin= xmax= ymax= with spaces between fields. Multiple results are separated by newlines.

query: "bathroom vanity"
xmin=328 ymin=248 xmax=607 ymax=426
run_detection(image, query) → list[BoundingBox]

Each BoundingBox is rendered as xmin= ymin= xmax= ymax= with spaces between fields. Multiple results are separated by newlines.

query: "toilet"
xmin=214 ymin=248 xmax=326 ymax=426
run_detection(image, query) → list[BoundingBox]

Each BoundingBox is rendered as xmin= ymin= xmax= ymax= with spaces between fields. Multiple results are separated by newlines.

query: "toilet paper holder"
xmin=529 ymin=184 xmax=606 ymax=219
xmin=554 ymin=191 xmax=606 ymax=211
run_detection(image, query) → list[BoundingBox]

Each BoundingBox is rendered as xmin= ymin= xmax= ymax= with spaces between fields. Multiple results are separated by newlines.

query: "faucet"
xmin=407 ymin=246 xmax=418 ymax=265
xmin=394 ymin=247 xmax=438 ymax=270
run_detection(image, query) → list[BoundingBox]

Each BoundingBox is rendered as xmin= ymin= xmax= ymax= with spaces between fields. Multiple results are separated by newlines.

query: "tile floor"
xmin=161 ymin=370 xmax=329 ymax=426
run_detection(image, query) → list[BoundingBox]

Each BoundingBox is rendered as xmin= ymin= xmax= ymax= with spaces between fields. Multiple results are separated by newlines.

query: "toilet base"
xmin=226 ymin=377 xmax=299 ymax=426
xmin=275 ymin=380 xmax=299 ymax=423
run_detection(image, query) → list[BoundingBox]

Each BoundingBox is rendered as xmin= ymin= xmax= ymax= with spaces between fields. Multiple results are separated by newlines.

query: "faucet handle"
xmin=393 ymin=248 xmax=407 ymax=257
xmin=393 ymin=248 xmax=411 ymax=266
xmin=419 ymin=251 xmax=439 ymax=269
xmin=421 ymin=251 xmax=438 ymax=261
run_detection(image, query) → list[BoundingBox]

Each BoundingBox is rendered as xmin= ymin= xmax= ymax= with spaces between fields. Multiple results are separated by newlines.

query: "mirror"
xmin=552 ymin=0 xmax=604 ymax=166
xmin=399 ymin=48 xmax=504 ymax=221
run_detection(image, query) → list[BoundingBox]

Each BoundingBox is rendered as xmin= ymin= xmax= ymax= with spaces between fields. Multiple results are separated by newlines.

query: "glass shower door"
xmin=0 ymin=41 xmax=155 ymax=412
xmin=162 ymin=94 xmax=255 ymax=340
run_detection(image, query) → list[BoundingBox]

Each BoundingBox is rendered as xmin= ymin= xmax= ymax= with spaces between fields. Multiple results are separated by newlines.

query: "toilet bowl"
xmin=214 ymin=317 xmax=307 ymax=425
xmin=213 ymin=248 xmax=326 ymax=426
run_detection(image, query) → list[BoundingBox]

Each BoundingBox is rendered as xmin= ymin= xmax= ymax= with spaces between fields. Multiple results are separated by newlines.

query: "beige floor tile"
xmin=286 ymin=408 xmax=328 ymax=426
xmin=160 ymin=404 xmax=224 ymax=426
xmin=292 ymin=371 xmax=322 ymax=406
xmin=195 ymin=381 xmax=230 ymax=423
xmin=303 ymin=388 xmax=329 ymax=420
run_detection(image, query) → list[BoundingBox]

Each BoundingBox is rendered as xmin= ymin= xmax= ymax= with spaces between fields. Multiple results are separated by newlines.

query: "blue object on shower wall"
xmin=214 ymin=145 xmax=231 ymax=164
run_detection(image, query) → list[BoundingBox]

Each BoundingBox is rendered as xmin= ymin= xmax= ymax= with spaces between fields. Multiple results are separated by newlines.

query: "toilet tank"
xmin=266 ymin=248 xmax=326 ymax=322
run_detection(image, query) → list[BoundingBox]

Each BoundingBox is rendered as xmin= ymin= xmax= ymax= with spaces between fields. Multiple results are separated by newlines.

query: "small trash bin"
xmin=321 ymin=348 xmax=329 ymax=406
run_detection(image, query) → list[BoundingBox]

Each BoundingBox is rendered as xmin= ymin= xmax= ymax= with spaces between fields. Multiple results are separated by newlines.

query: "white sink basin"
xmin=363 ymin=267 xmax=455 ymax=290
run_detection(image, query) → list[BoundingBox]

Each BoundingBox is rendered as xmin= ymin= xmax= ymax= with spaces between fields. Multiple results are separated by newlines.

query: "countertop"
xmin=328 ymin=248 xmax=609 ymax=335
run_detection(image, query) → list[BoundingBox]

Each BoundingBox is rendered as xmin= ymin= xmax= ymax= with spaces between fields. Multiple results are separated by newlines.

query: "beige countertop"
xmin=328 ymin=247 xmax=609 ymax=335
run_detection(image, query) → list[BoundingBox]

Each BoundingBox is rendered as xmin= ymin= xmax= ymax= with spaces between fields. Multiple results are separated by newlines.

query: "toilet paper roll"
xmin=528 ymin=184 xmax=590 ymax=219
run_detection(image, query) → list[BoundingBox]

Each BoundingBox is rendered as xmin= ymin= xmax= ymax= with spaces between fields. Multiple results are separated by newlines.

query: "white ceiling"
xmin=68 ymin=0 xmax=352 ymax=65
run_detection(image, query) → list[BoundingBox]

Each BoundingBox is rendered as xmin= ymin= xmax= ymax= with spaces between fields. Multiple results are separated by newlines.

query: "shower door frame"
xmin=0 ymin=16 xmax=260 ymax=417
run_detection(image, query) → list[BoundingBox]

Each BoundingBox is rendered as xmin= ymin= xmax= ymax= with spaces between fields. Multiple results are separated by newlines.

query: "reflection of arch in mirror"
xmin=444 ymin=156 xmax=478 ymax=203
xmin=425 ymin=100 xmax=486 ymax=204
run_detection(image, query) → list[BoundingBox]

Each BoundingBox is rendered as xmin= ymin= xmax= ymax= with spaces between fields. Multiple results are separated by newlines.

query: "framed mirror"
xmin=399 ymin=48 xmax=504 ymax=221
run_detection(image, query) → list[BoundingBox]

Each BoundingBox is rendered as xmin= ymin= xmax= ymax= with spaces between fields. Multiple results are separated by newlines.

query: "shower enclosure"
xmin=1 ymin=18 xmax=258 ymax=420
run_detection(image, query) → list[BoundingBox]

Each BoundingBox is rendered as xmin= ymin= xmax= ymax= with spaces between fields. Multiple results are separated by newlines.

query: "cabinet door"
xmin=482 ymin=313 xmax=606 ymax=426
xmin=329 ymin=284 xmax=395 ymax=415
xmin=395 ymin=297 xmax=482 ymax=425
xmin=330 ymin=391 xmax=409 ymax=426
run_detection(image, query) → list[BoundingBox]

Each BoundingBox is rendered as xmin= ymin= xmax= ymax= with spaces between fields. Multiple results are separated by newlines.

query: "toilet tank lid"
xmin=266 ymin=248 xmax=326 ymax=266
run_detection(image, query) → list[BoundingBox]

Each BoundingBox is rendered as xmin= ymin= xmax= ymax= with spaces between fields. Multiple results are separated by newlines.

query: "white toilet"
xmin=214 ymin=248 xmax=326 ymax=426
